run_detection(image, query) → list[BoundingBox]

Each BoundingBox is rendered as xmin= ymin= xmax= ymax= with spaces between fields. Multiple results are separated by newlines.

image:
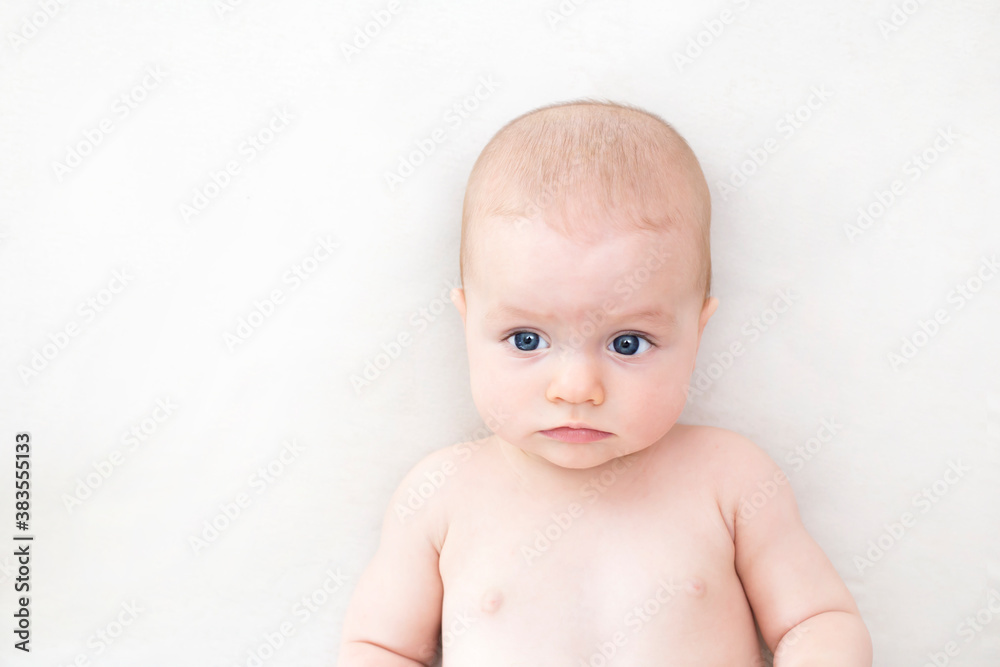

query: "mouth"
xmin=539 ymin=425 xmax=613 ymax=443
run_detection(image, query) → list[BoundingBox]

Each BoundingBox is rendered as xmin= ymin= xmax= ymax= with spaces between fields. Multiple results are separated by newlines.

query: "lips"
xmin=539 ymin=426 xmax=613 ymax=443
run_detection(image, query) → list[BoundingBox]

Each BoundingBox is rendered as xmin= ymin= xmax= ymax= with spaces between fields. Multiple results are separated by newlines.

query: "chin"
xmin=536 ymin=442 xmax=626 ymax=470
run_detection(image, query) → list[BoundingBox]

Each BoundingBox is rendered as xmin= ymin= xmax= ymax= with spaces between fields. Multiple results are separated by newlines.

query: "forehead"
xmin=469 ymin=219 xmax=697 ymax=318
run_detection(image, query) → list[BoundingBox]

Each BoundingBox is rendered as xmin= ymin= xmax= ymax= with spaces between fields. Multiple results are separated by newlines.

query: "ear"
xmin=450 ymin=287 xmax=467 ymax=326
xmin=690 ymin=296 xmax=718 ymax=375
xmin=697 ymin=296 xmax=718 ymax=342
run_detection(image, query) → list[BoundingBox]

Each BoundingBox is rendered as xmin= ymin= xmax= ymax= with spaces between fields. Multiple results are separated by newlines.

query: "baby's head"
xmin=451 ymin=100 xmax=718 ymax=470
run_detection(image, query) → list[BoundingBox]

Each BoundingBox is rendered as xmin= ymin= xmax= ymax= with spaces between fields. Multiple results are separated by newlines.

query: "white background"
xmin=1 ymin=1 xmax=999 ymax=666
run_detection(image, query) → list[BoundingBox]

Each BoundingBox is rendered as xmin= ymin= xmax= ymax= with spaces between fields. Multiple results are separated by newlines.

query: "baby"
xmin=338 ymin=100 xmax=872 ymax=666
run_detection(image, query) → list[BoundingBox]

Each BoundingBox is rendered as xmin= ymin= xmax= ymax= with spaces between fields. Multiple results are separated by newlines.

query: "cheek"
xmin=615 ymin=376 xmax=684 ymax=420
xmin=466 ymin=344 xmax=530 ymax=433
xmin=610 ymin=357 xmax=692 ymax=431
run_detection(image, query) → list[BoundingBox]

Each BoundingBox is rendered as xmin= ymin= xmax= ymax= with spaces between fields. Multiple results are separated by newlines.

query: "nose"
xmin=545 ymin=351 xmax=605 ymax=406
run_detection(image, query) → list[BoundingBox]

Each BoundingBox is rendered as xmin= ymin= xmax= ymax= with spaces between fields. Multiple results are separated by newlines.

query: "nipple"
xmin=481 ymin=588 xmax=503 ymax=613
xmin=683 ymin=577 xmax=706 ymax=597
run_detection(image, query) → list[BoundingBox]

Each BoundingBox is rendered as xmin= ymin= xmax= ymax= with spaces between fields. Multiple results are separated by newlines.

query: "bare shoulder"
xmin=387 ymin=435 xmax=496 ymax=544
xmin=664 ymin=424 xmax=791 ymax=538
xmin=664 ymin=423 xmax=777 ymax=469
xmin=403 ymin=434 xmax=498 ymax=486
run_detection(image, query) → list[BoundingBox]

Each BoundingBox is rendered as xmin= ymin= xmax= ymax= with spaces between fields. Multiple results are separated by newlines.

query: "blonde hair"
xmin=460 ymin=99 xmax=712 ymax=299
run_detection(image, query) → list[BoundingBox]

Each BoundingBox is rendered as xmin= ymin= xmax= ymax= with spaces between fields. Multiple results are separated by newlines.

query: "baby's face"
xmin=453 ymin=215 xmax=717 ymax=470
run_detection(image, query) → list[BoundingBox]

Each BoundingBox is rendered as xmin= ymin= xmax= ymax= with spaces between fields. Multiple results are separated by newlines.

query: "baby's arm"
xmin=338 ymin=451 xmax=450 ymax=666
xmin=722 ymin=431 xmax=873 ymax=667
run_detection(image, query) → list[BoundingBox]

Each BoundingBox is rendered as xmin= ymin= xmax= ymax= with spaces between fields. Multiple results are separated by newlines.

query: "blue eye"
xmin=506 ymin=331 xmax=549 ymax=351
xmin=609 ymin=334 xmax=651 ymax=356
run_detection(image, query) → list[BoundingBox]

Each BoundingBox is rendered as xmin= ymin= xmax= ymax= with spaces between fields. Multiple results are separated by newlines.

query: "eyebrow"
xmin=486 ymin=304 xmax=677 ymax=329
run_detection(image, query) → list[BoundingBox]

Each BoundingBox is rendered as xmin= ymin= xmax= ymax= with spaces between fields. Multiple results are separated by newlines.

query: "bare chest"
xmin=438 ymin=484 xmax=762 ymax=666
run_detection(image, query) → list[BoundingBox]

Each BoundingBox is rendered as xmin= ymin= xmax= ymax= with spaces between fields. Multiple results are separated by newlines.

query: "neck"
xmin=494 ymin=435 xmax=654 ymax=503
